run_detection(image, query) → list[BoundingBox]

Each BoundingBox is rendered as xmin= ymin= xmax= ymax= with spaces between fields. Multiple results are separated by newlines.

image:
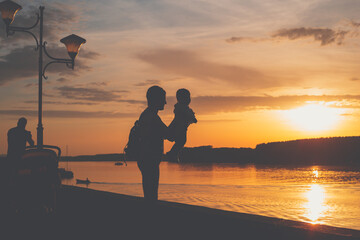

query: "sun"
xmin=282 ymin=104 xmax=342 ymax=132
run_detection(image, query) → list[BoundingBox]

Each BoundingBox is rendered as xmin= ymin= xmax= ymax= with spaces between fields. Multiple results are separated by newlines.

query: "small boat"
xmin=76 ymin=178 xmax=90 ymax=185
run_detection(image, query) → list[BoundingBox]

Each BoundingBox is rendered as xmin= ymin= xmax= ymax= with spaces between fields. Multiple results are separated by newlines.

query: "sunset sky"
xmin=1 ymin=0 xmax=360 ymax=155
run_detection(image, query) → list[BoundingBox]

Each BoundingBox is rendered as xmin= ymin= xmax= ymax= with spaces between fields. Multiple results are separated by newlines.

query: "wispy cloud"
xmin=56 ymin=86 xmax=145 ymax=105
xmin=0 ymin=3 xmax=80 ymax=44
xmin=0 ymin=2 xmax=99 ymax=86
xmin=227 ymin=23 xmax=359 ymax=46
xmin=24 ymin=100 xmax=97 ymax=106
xmin=0 ymin=109 xmax=137 ymax=118
xmin=138 ymin=49 xmax=277 ymax=89
xmin=57 ymin=86 xmax=124 ymax=102
xmin=0 ymin=46 xmax=99 ymax=85
xmin=24 ymin=83 xmax=37 ymax=88
xmin=188 ymin=95 xmax=360 ymax=114
xmin=349 ymin=20 xmax=360 ymax=28
xmin=18 ymin=94 xmax=360 ymax=117
xmin=272 ymin=27 xmax=348 ymax=46
xmin=56 ymin=77 xmax=70 ymax=83
xmin=134 ymin=79 xmax=161 ymax=87
xmin=226 ymin=37 xmax=267 ymax=43
xmin=88 ymin=81 xmax=108 ymax=87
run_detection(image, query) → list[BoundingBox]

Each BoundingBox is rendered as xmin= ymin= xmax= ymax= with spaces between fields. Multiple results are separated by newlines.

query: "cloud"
xmin=56 ymin=78 xmax=70 ymax=83
xmin=226 ymin=37 xmax=250 ymax=43
xmin=0 ymin=2 xmax=98 ymax=85
xmin=24 ymin=100 xmax=97 ymax=106
xmin=43 ymin=92 xmax=56 ymax=98
xmin=134 ymin=79 xmax=161 ymax=87
xmin=227 ymin=21 xmax=360 ymax=46
xmin=0 ymin=109 xmax=137 ymax=118
xmin=78 ymin=50 xmax=100 ymax=60
xmin=0 ymin=46 xmax=98 ymax=85
xmin=350 ymin=21 xmax=360 ymax=28
xmin=57 ymin=86 xmax=122 ymax=102
xmin=226 ymin=37 xmax=267 ymax=43
xmin=272 ymin=27 xmax=348 ymax=46
xmin=24 ymin=83 xmax=37 ymax=88
xmin=138 ymin=49 xmax=277 ymax=89
xmin=186 ymin=95 xmax=360 ymax=114
xmin=134 ymin=78 xmax=184 ymax=87
xmin=56 ymin=86 xmax=145 ymax=105
xmin=300 ymin=0 xmax=360 ymax=26
xmin=6 ymin=95 xmax=360 ymax=118
xmin=88 ymin=82 xmax=109 ymax=87
xmin=118 ymin=99 xmax=146 ymax=105
xmin=0 ymin=3 xmax=80 ymax=44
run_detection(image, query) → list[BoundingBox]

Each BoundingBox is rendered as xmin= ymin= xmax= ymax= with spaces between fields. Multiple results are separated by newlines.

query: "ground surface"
xmin=1 ymin=185 xmax=359 ymax=240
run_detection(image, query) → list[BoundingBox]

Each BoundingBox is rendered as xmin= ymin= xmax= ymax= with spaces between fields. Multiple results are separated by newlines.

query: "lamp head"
xmin=60 ymin=34 xmax=86 ymax=60
xmin=0 ymin=0 xmax=22 ymax=27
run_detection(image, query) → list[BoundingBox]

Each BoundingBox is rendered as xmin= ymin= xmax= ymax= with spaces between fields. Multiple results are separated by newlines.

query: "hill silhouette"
xmin=61 ymin=154 xmax=124 ymax=162
xmin=255 ymin=136 xmax=360 ymax=166
xmin=178 ymin=145 xmax=254 ymax=163
xmin=2 ymin=136 xmax=359 ymax=166
xmin=178 ymin=136 xmax=360 ymax=166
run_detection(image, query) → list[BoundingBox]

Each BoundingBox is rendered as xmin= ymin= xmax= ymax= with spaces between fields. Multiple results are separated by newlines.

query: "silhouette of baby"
xmin=166 ymin=88 xmax=197 ymax=162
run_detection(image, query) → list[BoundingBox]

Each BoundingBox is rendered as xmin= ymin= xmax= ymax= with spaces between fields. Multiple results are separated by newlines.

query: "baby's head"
xmin=176 ymin=88 xmax=191 ymax=105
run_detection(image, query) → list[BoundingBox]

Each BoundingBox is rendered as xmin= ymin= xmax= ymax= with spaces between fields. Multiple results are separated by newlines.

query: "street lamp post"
xmin=0 ymin=0 xmax=86 ymax=148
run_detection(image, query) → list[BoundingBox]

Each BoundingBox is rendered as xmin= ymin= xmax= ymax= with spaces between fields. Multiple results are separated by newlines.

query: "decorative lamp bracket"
xmin=42 ymin=42 xmax=74 ymax=79
xmin=6 ymin=12 xmax=40 ymax=49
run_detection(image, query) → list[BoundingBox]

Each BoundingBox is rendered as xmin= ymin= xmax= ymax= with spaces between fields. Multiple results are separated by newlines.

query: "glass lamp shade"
xmin=0 ymin=0 xmax=22 ymax=26
xmin=60 ymin=34 xmax=86 ymax=60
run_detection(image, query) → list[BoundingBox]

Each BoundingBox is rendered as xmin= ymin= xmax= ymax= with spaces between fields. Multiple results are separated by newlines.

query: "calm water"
xmin=60 ymin=161 xmax=360 ymax=231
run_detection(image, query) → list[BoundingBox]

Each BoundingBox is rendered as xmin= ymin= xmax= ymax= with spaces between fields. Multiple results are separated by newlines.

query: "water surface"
xmin=60 ymin=161 xmax=360 ymax=231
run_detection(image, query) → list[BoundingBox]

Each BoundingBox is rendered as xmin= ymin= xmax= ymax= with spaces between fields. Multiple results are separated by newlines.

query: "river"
xmin=60 ymin=161 xmax=360 ymax=231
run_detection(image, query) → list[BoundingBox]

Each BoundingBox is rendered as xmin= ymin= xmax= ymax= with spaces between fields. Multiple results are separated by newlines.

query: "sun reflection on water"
xmin=312 ymin=169 xmax=319 ymax=178
xmin=304 ymin=184 xmax=327 ymax=224
xmin=303 ymin=168 xmax=328 ymax=224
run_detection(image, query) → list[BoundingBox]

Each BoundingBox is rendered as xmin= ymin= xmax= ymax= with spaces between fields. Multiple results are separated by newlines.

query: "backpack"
xmin=124 ymin=120 xmax=142 ymax=162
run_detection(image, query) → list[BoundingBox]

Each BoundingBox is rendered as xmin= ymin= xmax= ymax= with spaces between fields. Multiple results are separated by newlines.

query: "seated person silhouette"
xmin=166 ymin=88 xmax=197 ymax=162
xmin=137 ymin=86 xmax=170 ymax=201
xmin=7 ymin=117 xmax=35 ymax=163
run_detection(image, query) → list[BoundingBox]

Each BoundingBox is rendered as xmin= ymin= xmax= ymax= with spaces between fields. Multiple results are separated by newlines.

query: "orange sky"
xmin=1 ymin=0 xmax=360 ymax=155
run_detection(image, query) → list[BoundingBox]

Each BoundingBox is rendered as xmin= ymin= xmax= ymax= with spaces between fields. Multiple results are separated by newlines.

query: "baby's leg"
xmin=168 ymin=131 xmax=186 ymax=156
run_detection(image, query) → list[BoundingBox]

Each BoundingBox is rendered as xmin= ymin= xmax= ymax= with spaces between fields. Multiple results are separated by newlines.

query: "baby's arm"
xmin=188 ymin=108 xmax=197 ymax=124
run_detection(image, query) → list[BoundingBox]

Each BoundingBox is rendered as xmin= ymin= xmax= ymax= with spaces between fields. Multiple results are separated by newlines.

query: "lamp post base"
xmin=37 ymin=124 xmax=43 ymax=148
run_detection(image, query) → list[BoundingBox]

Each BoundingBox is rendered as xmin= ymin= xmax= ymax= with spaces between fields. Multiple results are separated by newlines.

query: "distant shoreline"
xmin=2 ymin=136 xmax=360 ymax=166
